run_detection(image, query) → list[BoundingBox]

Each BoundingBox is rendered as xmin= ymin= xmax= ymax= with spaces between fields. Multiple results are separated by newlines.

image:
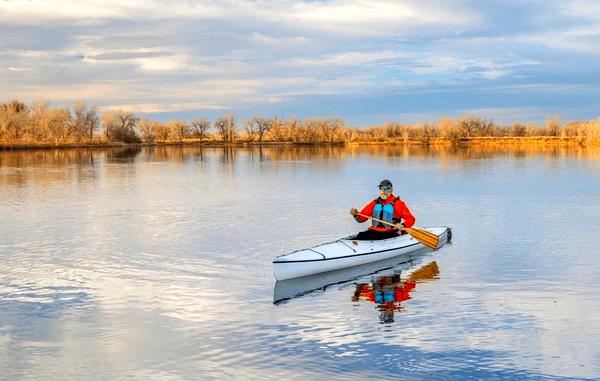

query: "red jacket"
xmin=356 ymin=195 xmax=415 ymax=231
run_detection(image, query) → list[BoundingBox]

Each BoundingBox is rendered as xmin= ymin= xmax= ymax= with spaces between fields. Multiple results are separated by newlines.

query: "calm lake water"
xmin=1 ymin=145 xmax=600 ymax=380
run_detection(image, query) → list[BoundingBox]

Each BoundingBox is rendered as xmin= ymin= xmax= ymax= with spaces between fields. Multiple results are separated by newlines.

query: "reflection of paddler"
xmin=352 ymin=261 xmax=440 ymax=323
xmin=352 ymin=276 xmax=415 ymax=305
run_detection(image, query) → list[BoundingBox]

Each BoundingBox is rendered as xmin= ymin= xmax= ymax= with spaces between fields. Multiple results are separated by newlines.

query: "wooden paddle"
xmin=355 ymin=212 xmax=440 ymax=250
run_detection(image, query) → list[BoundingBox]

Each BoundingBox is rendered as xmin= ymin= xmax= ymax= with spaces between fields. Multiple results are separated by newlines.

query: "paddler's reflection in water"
xmin=352 ymin=261 xmax=440 ymax=324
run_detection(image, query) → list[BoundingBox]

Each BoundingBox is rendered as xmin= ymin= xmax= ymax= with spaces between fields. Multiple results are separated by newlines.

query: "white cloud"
xmin=7 ymin=82 xmax=144 ymax=102
xmin=561 ymin=0 xmax=600 ymax=21
xmin=287 ymin=50 xmax=409 ymax=67
xmin=0 ymin=0 xmax=131 ymax=24
xmin=292 ymin=0 xmax=474 ymax=26
xmin=2 ymin=50 xmax=52 ymax=58
xmin=250 ymin=33 xmax=309 ymax=47
xmin=101 ymin=102 xmax=227 ymax=113
xmin=0 ymin=0 xmax=479 ymax=37
xmin=77 ymin=46 xmax=190 ymax=72
xmin=2 ymin=1 xmax=600 ymax=123
xmin=0 ymin=0 xmax=224 ymax=25
xmin=480 ymin=69 xmax=506 ymax=79
xmin=457 ymin=107 xmax=549 ymax=124
xmin=276 ymin=0 xmax=481 ymax=37
xmin=7 ymin=67 xmax=31 ymax=72
xmin=514 ymin=27 xmax=600 ymax=55
xmin=136 ymin=54 xmax=188 ymax=72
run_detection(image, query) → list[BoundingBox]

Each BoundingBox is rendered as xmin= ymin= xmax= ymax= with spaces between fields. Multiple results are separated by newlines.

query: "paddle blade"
xmin=405 ymin=227 xmax=440 ymax=250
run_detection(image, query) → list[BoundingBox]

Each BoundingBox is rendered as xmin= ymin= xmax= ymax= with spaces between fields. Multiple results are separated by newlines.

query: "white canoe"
xmin=273 ymin=227 xmax=451 ymax=281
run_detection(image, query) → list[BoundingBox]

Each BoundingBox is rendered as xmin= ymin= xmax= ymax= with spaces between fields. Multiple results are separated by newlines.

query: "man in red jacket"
xmin=350 ymin=179 xmax=415 ymax=240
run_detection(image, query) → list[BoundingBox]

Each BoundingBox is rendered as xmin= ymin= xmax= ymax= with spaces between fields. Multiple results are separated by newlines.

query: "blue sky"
xmin=1 ymin=0 xmax=600 ymax=126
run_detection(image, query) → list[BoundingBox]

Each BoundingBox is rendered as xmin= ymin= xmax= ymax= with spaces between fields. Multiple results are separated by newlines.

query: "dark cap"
xmin=378 ymin=179 xmax=393 ymax=189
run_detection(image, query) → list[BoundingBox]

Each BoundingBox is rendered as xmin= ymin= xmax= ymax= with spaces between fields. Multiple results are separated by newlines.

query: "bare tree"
xmin=0 ymin=100 xmax=29 ymax=142
xmin=214 ymin=114 xmax=237 ymax=142
xmin=458 ymin=116 xmax=494 ymax=137
xmin=168 ymin=120 xmax=190 ymax=142
xmin=322 ymin=118 xmax=344 ymax=143
xmin=287 ymin=118 xmax=301 ymax=143
xmin=154 ymin=122 xmax=170 ymax=143
xmin=191 ymin=118 xmax=210 ymax=140
xmin=301 ymin=119 xmax=319 ymax=143
xmin=416 ymin=123 xmax=436 ymax=145
xmin=28 ymin=101 xmax=70 ymax=143
xmin=256 ymin=117 xmax=272 ymax=142
xmin=544 ymin=114 xmax=563 ymax=136
xmin=71 ymin=102 xmax=87 ymax=141
xmin=510 ymin=123 xmax=527 ymax=137
xmin=103 ymin=110 xmax=140 ymax=143
xmin=383 ymin=122 xmax=404 ymax=139
xmin=244 ymin=119 xmax=257 ymax=141
xmin=30 ymin=101 xmax=51 ymax=142
xmin=244 ymin=116 xmax=273 ymax=142
xmin=53 ymin=108 xmax=71 ymax=143
xmin=138 ymin=119 xmax=160 ymax=142
xmin=71 ymin=102 xmax=100 ymax=142
xmin=268 ymin=117 xmax=285 ymax=142
xmin=439 ymin=117 xmax=464 ymax=145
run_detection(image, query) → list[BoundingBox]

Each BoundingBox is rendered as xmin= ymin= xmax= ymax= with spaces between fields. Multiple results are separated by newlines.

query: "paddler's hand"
xmin=350 ymin=208 xmax=358 ymax=216
xmin=395 ymin=223 xmax=405 ymax=230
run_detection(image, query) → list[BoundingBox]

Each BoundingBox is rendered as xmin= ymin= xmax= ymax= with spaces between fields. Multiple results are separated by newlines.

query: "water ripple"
xmin=1 ymin=147 xmax=600 ymax=380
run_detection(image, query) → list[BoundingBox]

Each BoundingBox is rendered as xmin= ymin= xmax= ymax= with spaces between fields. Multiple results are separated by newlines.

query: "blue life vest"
xmin=372 ymin=197 xmax=400 ymax=228
xmin=375 ymin=290 xmax=396 ymax=303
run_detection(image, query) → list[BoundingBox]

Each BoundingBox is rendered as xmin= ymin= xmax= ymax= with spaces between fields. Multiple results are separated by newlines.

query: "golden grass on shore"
xmin=2 ymin=136 xmax=600 ymax=151
xmin=347 ymin=136 xmax=600 ymax=146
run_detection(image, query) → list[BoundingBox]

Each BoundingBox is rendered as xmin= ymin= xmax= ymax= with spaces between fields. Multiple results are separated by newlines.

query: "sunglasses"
xmin=379 ymin=185 xmax=392 ymax=191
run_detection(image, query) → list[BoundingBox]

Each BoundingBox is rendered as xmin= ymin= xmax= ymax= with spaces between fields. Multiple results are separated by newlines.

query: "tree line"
xmin=1 ymin=99 xmax=599 ymax=146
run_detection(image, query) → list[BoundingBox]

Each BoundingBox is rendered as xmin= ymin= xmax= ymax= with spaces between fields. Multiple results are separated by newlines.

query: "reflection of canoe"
xmin=273 ymin=227 xmax=451 ymax=281
xmin=274 ymin=251 xmax=431 ymax=304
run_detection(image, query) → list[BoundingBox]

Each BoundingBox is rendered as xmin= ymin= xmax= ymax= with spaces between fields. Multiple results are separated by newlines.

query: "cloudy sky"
xmin=1 ymin=0 xmax=600 ymax=126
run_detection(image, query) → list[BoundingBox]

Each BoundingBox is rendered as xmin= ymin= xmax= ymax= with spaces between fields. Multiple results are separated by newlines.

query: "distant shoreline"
xmin=3 ymin=99 xmax=600 ymax=150
xmin=2 ymin=136 xmax=599 ymax=151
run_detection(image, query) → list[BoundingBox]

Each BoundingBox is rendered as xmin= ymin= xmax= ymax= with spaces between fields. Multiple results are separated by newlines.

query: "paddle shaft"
xmin=356 ymin=212 xmax=402 ymax=229
xmin=354 ymin=212 xmax=439 ymax=250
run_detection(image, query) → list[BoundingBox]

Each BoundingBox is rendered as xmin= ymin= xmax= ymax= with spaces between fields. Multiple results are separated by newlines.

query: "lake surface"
xmin=1 ymin=145 xmax=599 ymax=380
